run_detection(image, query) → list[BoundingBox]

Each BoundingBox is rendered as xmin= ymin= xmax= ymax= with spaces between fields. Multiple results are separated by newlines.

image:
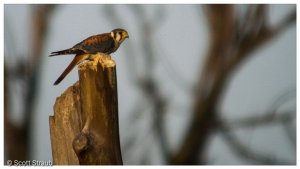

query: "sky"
xmin=4 ymin=4 xmax=296 ymax=164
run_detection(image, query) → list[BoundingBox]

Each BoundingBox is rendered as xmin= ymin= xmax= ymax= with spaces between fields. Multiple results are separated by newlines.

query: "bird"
xmin=49 ymin=28 xmax=129 ymax=85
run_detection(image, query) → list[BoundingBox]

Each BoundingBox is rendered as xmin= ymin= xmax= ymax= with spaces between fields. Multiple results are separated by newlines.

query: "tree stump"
xmin=49 ymin=53 xmax=123 ymax=165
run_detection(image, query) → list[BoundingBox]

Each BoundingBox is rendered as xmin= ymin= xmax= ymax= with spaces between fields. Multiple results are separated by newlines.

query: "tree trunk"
xmin=49 ymin=54 xmax=123 ymax=165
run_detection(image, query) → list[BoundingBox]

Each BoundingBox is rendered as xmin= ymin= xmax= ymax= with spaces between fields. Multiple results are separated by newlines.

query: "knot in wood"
xmin=73 ymin=133 xmax=90 ymax=155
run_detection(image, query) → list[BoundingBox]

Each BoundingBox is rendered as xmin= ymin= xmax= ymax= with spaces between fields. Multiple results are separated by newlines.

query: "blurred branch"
xmin=267 ymin=88 xmax=296 ymax=113
xmin=170 ymin=4 xmax=296 ymax=164
xmin=219 ymin=111 xmax=295 ymax=130
xmin=238 ymin=5 xmax=268 ymax=39
xmin=122 ymin=98 xmax=148 ymax=155
xmin=103 ymin=4 xmax=295 ymax=165
xmin=273 ymin=8 xmax=296 ymax=35
xmin=218 ymin=86 xmax=296 ymax=165
xmin=282 ymin=122 xmax=296 ymax=147
xmin=129 ymin=5 xmax=155 ymax=77
xmin=220 ymin=127 xmax=293 ymax=164
xmin=24 ymin=4 xmax=56 ymax=130
xmin=138 ymin=78 xmax=170 ymax=161
xmin=104 ymin=5 xmax=172 ymax=163
xmin=5 ymin=4 xmax=56 ymax=161
xmin=230 ymin=6 xmax=296 ymax=69
xmin=131 ymin=5 xmax=171 ymax=163
xmin=30 ymin=5 xmax=56 ymax=68
xmin=155 ymin=41 xmax=194 ymax=91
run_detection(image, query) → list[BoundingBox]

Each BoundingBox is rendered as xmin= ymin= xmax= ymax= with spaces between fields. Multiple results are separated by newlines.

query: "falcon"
xmin=49 ymin=28 xmax=129 ymax=85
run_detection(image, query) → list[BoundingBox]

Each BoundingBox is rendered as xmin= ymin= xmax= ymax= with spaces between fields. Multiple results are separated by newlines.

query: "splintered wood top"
xmin=78 ymin=53 xmax=115 ymax=71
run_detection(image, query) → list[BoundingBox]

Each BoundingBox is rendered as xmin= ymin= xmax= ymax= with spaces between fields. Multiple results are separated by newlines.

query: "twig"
xmin=220 ymin=127 xmax=293 ymax=164
xmin=129 ymin=5 xmax=171 ymax=163
xmin=219 ymin=111 xmax=294 ymax=129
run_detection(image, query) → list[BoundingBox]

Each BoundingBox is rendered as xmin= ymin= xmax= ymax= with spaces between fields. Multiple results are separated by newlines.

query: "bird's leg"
xmin=76 ymin=54 xmax=90 ymax=65
xmin=92 ymin=54 xmax=103 ymax=67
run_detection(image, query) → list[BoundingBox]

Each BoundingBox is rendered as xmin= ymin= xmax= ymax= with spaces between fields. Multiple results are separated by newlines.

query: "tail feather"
xmin=49 ymin=48 xmax=74 ymax=57
xmin=53 ymin=54 xmax=87 ymax=85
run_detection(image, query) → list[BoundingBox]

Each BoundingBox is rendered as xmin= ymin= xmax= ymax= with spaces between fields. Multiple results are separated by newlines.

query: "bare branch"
xmin=5 ymin=5 xmax=56 ymax=161
xmin=171 ymin=5 xmax=296 ymax=164
xmin=273 ymin=8 xmax=296 ymax=35
xmin=103 ymin=5 xmax=171 ymax=163
xmin=129 ymin=5 xmax=171 ymax=163
xmin=230 ymin=6 xmax=296 ymax=69
xmin=220 ymin=127 xmax=293 ymax=164
xmin=282 ymin=123 xmax=296 ymax=147
xmin=219 ymin=111 xmax=295 ymax=130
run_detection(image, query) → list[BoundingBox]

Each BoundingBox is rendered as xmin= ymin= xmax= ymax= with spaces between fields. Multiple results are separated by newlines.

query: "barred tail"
xmin=49 ymin=48 xmax=74 ymax=57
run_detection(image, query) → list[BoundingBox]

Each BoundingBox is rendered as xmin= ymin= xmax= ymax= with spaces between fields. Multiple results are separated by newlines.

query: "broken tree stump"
xmin=49 ymin=53 xmax=123 ymax=165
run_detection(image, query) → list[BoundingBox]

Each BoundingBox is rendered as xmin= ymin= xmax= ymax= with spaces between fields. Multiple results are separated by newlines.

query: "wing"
xmin=72 ymin=33 xmax=116 ymax=54
xmin=49 ymin=48 xmax=84 ymax=57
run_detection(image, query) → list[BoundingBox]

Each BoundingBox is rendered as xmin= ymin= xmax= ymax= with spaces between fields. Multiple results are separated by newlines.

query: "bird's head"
xmin=111 ymin=28 xmax=129 ymax=44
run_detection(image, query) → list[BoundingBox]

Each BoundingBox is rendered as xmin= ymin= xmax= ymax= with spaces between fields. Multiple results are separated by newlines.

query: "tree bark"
xmin=49 ymin=53 xmax=123 ymax=165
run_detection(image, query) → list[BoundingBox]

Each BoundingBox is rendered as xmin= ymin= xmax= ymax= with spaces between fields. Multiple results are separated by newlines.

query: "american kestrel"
xmin=50 ymin=28 xmax=129 ymax=85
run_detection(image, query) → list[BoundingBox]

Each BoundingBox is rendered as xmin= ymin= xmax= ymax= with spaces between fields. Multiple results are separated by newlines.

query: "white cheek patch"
xmin=116 ymin=33 xmax=121 ymax=42
xmin=111 ymin=32 xmax=114 ymax=38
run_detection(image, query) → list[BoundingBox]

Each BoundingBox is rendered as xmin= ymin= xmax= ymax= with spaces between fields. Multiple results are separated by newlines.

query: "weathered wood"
xmin=49 ymin=53 xmax=122 ymax=165
xmin=49 ymin=82 xmax=81 ymax=165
